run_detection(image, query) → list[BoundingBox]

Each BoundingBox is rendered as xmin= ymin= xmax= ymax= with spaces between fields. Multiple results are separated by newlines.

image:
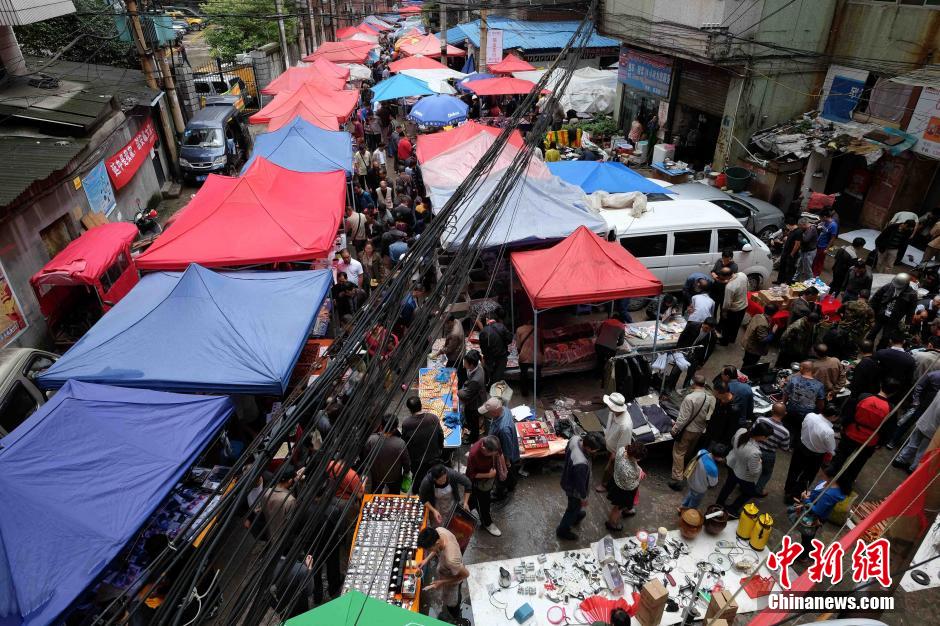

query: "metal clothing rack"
xmin=609 ymin=344 xmax=706 ymax=396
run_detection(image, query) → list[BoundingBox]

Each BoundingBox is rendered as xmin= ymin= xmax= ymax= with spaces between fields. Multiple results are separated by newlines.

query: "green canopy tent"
xmin=284 ymin=591 xmax=451 ymax=626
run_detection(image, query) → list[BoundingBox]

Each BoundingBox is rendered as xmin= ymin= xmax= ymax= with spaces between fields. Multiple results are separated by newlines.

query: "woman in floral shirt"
xmin=605 ymin=442 xmax=646 ymax=531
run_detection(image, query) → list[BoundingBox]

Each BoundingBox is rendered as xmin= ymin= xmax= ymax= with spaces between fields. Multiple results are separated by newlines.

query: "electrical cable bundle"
xmin=93 ymin=3 xmax=603 ymax=625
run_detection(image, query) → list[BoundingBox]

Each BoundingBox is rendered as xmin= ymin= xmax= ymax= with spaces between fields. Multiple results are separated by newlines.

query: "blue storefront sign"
xmin=618 ymin=46 xmax=673 ymax=99
xmin=82 ymin=160 xmax=117 ymax=216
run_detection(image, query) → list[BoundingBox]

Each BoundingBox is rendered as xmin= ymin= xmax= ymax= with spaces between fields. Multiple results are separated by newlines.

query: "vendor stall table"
xmin=343 ymin=494 xmax=429 ymax=611
xmin=746 ymin=292 xmax=842 ymax=324
xmin=650 ymin=162 xmax=693 ymax=184
xmin=418 ymin=367 xmax=462 ymax=448
xmin=621 ymin=319 xmax=685 ymax=352
xmin=467 ymin=524 xmax=785 ymax=625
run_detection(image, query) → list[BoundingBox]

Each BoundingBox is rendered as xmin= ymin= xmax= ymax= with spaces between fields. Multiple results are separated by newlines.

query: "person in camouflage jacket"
xmin=840 ymin=291 xmax=875 ymax=349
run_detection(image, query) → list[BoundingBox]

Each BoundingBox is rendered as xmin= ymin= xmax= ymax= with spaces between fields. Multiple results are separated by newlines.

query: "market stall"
xmin=29 ymin=222 xmax=139 ymax=349
xmin=746 ymin=287 xmax=842 ymax=324
xmin=342 ymin=494 xmax=428 ymax=611
xmin=250 ymin=82 xmax=359 ymax=126
xmin=467 ymin=523 xmax=785 ymax=626
xmin=242 ymin=117 xmax=353 ymax=175
xmin=418 ymin=367 xmax=462 ymax=448
xmin=0 ymin=380 xmax=233 ymax=626
xmin=38 ymin=264 xmax=333 ymax=395
xmin=261 ymin=59 xmax=349 ymax=94
xmin=510 ymin=226 xmax=663 ymax=398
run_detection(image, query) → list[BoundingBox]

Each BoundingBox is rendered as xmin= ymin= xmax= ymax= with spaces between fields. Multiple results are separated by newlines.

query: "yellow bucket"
xmin=736 ymin=502 xmax=760 ymax=539
xmin=750 ymin=512 xmax=774 ymax=550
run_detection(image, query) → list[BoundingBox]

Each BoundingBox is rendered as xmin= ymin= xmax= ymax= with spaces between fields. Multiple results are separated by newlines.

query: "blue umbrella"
xmin=456 ymin=72 xmax=495 ymax=93
xmin=407 ymin=94 xmax=469 ymax=126
xmin=370 ymin=73 xmax=436 ymax=102
xmin=461 ymin=54 xmax=475 ymax=74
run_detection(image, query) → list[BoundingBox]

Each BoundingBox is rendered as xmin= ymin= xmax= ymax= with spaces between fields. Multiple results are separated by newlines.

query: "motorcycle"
xmin=135 ymin=208 xmax=163 ymax=239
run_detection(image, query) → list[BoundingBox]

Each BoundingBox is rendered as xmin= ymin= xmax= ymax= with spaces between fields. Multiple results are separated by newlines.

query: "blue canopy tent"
xmin=38 ymin=264 xmax=333 ymax=395
xmin=370 ymin=73 xmax=435 ymax=102
xmin=0 ymin=380 xmax=232 ymax=626
xmin=546 ymin=161 xmax=675 ymax=195
xmin=242 ymin=117 xmax=354 ymax=175
xmin=430 ymin=173 xmax=607 ymax=250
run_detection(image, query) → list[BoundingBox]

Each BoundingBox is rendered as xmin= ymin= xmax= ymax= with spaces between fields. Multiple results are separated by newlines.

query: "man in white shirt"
xmin=597 ymin=393 xmax=632 ymax=493
xmin=783 ymin=403 xmax=838 ymax=505
xmin=687 ymin=292 xmax=715 ymax=323
xmin=718 ymin=268 xmax=749 ymax=346
xmin=353 ymin=144 xmax=371 ymax=189
xmin=336 ymin=248 xmax=364 ymax=288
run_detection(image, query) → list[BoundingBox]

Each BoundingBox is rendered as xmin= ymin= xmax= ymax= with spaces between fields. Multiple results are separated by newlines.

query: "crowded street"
xmin=1 ymin=2 xmax=940 ymax=626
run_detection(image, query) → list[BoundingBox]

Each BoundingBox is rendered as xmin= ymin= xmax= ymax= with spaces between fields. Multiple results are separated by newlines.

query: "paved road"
xmin=182 ymin=29 xmax=212 ymax=70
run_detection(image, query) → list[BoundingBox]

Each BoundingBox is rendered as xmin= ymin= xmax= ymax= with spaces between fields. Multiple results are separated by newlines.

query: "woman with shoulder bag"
xmin=465 ymin=436 xmax=502 ymax=536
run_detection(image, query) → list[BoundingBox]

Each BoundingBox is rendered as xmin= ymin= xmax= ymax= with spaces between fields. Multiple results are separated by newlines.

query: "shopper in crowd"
xmin=874 ymin=219 xmax=915 ymax=273
xmin=478 ymin=309 xmax=513 ymax=385
xmin=720 ymin=365 xmax=754 ymax=423
xmin=777 ymin=312 xmax=820 ymax=369
xmin=914 ymin=334 xmax=940 ymax=378
xmin=668 ymin=375 xmax=717 ymax=490
xmin=705 ymin=381 xmax=741 ymax=450
xmin=875 ymin=333 xmax=916 ymax=391
xmin=672 ymin=317 xmax=718 ymax=388
xmin=686 ymin=281 xmax=716 ymax=324
xmin=788 ymin=472 xmax=848 ymax=556
xmin=336 ymin=248 xmax=364 ymax=288
xmin=782 ymin=360 xmax=826 ymax=437
xmin=715 ymin=421 xmax=772 ymax=516
xmin=754 ymin=402 xmax=790 ymax=497
xmin=828 ymin=380 xmax=897 ymax=491
xmin=711 ymin=249 xmax=738 ymax=279
xmin=679 ymin=443 xmax=725 ymax=512
xmin=777 ymin=218 xmax=801 ymax=284
xmin=362 ymin=414 xmax=411 ymax=494
xmin=794 ymin=217 xmax=819 ymax=281
xmin=557 ymin=432 xmax=605 ymax=541
xmin=402 ymin=397 xmax=444 ymax=494
xmin=433 ymin=315 xmax=466 ymax=368
xmin=605 ymin=442 xmax=647 ymax=531
xmin=481 ymin=397 xmax=521 ymax=501
xmin=812 ymin=211 xmax=838 ymax=276
xmin=545 ymin=141 xmax=561 ymax=162
xmin=811 ymin=343 xmax=847 ymax=396
xmin=848 ymin=340 xmax=881 ymax=398
xmin=597 ymin=392 xmax=632 ymax=493
xmin=783 ymin=403 xmax=838 ymax=505
xmin=418 ymin=464 xmax=472 ymax=525
xmin=375 ymin=179 xmax=394 ymax=211
xmin=458 ymin=350 xmax=487 ymax=444
xmin=869 ymin=273 xmax=917 ymax=349
xmin=889 ymin=368 xmax=940 ymax=450
xmin=830 ymin=240 xmax=868 ymax=298
xmin=466 ymin=435 xmax=503 ymax=536
xmin=788 ymin=287 xmax=819 ymax=324
xmin=742 ymin=303 xmax=779 ymax=368
xmin=718 ymin=269 xmax=749 ymax=346
xmin=416 ymin=526 xmax=469 ymax=620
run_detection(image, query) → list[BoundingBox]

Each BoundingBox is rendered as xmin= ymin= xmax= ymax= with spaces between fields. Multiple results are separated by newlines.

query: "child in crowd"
xmin=680 ymin=443 xmax=726 ymax=513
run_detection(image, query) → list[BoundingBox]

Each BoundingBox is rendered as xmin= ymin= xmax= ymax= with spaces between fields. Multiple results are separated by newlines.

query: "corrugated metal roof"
xmin=445 ymin=17 xmax=620 ymax=52
xmin=24 ymin=57 xmax=161 ymax=109
xmin=0 ymin=136 xmax=87 ymax=208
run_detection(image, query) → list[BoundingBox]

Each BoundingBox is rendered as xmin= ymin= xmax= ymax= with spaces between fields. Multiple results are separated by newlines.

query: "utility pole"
xmin=329 ymin=0 xmax=337 ymax=41
xmin=156 ymin=48 xmax=186 ymax=134
xmin=439 ymin=1 xmax=447 ymax=65
xmin=479 ymin=5 xmax=488 ymax=71
xmin=307 ymin=0 xmax=319 ymax=50
xmin=125 ymin=0 xmax=179 ymax=175
xmin=274 ymin=0 xmax=291 ymax=70
xmin=296 ymin=0 xmax=307 ymax=56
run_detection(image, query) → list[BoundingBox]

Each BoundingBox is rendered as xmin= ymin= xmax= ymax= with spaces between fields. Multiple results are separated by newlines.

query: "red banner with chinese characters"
xmin=106 ymin=117 xmax=157 ymax=190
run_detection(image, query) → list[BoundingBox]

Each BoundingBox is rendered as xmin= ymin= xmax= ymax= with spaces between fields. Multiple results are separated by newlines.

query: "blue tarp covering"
xmin=430 ymin=173 xmax=607 ymax=250
xmin=445 ymin=17 xmax=619 ymax=51
xmin=370 ymin=73 xmax=435 ymax=102
xmin=242 ymin=117 xmax=354 ymax=175
xmin=38 ymin=264 xmax=333 ymax=394
xmin=0 ymin=380 xmax=232 ymax=626
xmin=546 ymin=161 xmax=674 ymax=195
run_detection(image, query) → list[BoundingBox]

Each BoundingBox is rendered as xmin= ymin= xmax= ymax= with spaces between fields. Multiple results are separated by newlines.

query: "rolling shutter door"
xmin=677 ymin=61 xmax=731 ymax=117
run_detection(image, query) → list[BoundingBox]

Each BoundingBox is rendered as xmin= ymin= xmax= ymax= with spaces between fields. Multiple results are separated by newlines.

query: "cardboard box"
xmin=705 ymin=589 xmax=738 ymax=621
xmin=634 ymin=601 xmax=665 ymax=626
xmin=640 ymin=579 xmax=669 ymax=607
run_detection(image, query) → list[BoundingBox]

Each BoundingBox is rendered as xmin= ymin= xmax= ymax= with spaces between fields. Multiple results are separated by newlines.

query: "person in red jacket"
xmin=396 ymin=127 xmax=413 ymax=162
xmin=827 ymin=379 xmax=898 ymax=490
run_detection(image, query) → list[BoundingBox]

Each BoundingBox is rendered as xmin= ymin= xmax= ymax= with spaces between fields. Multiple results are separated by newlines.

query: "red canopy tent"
xmin=511 ymin=226 xmax=662 ymax=396
xmin=267 ymin=106 xmax=339 ymax=132
xmin=398 ymin=4 xmax=421 ymax=14
xmin=398 ymin=34 xmax=465 ymax=57
xmin=303 ymin=40 xmax=375 ymax=64
xmin=488 ymin=53 xmax=536 ymax=74
xmin=249 ymin=82 xmax=359 ymax=124
xmin=335 ymin=25 xmax=360 ymax=39
xmin=388 ymin=54 xmax=447 ymax=73
xmin=261 ymin=61 xmax=349 ymax=95
xmin=465 ymin=76 xmax=547 ymax=96
xmin=415 ymin=120 xmax=524 ymax=163
xmin=30 ymin=222 xmax=140 ymax=322
xmin=136 ymin=158 xmax=346 ymax=270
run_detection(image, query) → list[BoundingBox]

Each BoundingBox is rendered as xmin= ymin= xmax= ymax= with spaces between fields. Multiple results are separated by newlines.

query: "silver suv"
xmin=666 ymin=182 xmax=785 ymax=242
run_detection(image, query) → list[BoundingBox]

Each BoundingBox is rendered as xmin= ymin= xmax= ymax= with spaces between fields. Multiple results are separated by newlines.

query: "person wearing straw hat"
xmin=596 ymin=392 xmax=632 ymax=493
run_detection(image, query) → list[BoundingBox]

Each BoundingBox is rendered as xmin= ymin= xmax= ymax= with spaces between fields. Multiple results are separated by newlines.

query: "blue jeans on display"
xmin=755 ymin=449 xmax=776 ymax=494
xmin=557 ymin=495 xmax=582 ymax=533
xmin=681 ymin=490 xmax=704 ymax=509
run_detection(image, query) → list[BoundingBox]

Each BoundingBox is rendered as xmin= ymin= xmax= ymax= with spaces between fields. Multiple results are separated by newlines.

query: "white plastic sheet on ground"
xmin=339 ymin=63 xmax=372 ymax=81
xmin=514 ymin=67 xmax=618 ymax=114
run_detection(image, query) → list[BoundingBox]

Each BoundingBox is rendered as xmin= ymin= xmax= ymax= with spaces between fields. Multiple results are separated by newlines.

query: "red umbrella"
xmin=488 ymin=52 xmax=536 ymax=74
xmin=465 ymin=77 xmax=547 ymax=96
xmin=388 ymin=54 xmax=448 ymax=73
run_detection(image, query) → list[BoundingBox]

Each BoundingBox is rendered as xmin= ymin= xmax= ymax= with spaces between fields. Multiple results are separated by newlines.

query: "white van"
xmin=601 ymin=199 xmax=774 ymax=292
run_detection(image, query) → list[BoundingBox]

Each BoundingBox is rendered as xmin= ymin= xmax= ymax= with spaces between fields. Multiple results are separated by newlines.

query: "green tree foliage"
xmin=200 ymin=0 xmax=295 ymax=62
xmin=14 ymin=0 xmax=138 ymax=69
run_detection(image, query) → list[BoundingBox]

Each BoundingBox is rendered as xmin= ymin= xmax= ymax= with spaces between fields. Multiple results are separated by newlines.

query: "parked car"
xmin=666 ymin=182 xmax=785 ymax=242
xmin=601 ymin=199 xmax=775 ymax=292
xmin=0 ymin=348 xmax=58 ymax=438
xmin=165 ymin=9 xmax=204 ymax=29
xmin=170 ymin=20 xmax=189 ymax=39
xmin=178 ymin=105 xmax=252 ymax=182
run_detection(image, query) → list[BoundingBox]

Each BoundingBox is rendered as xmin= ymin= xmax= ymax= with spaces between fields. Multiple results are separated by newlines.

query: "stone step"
xmin=161 ymin=181 xmax=182 ymax=199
